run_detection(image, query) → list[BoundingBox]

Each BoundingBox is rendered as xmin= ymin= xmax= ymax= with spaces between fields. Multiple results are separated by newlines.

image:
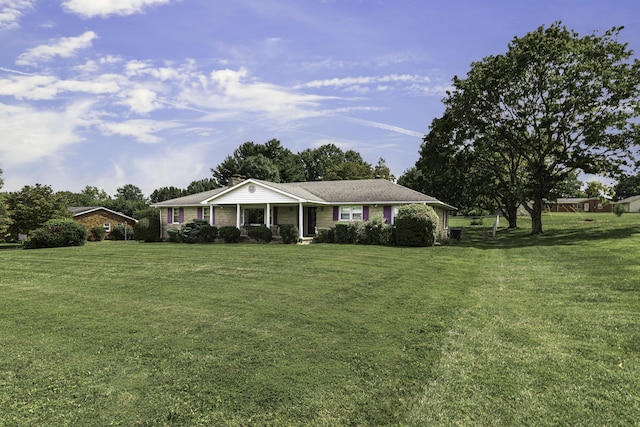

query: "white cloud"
xmin=0 ymin=73 xmax=120 ymax=100
xmin=300 ymin=74 xmax=428 ymax=89
xmin=0 ymin=101 xmax=92 ymax=164
xmin=16 ymin=31 xmax=98 ymax=66
xmin=99 ymin=119 xmax=180 ymax=143
xmin=62 ymin=0 xmax=173 ymax=18
xmin=346 ymin=117 xmax=424 ymax=138
xmin=0 ymin=0 xmax=34 ymax=30
xmin=120 ymin=87 xmax=161 ymax=114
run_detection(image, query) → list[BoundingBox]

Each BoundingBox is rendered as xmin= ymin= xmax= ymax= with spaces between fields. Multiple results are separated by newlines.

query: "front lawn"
xmin=0 ymin=213 xmax=638 ymax=425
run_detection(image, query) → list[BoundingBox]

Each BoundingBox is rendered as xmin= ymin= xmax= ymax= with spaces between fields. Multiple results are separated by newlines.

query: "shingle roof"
xmin=68 ymin=206 xmax=138 ymax=222
xmin=151 ymin=179 xmax=455 ymax=209
xmin=615 ymin=195 xmax=640 ymax=204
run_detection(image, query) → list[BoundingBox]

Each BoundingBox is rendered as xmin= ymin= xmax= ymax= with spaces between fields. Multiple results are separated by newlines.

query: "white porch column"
xmin=209 ymin=205 xmax=214 ymax=225
xmin=298 ymin=202 xmax=304 ymax=239
xmin=236 ymin=203 xmax=241 ymax=228
xmin=266 ymin=203 xmax=271 ymax=228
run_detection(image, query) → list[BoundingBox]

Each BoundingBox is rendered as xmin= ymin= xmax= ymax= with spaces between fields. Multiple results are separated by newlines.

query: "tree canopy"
xmin=406 ymin=22 xmax=640 ymax=233
xmin=6 ymin=184 xmax=71 ymax=236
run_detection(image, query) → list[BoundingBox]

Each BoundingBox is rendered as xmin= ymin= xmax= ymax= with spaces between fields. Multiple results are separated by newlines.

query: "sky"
xmin=1 ymin=0 xmax=639 ymax=197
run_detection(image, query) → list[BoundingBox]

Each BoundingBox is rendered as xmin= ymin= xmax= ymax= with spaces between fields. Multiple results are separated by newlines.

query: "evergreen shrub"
xmin=111 ymin=224 xmax=134 ymax=240
xmin=23 ymin=219 xmax=88 ymax=249
xmin=612 ymin=203 xmax=625 ymax=217
xmin=90 ymin=226 xmax=107 ymax=241
xmin=279 ymin=224 xmax=298 ymax=244
xmin=361 ymin=214 xmax=393 ymax=246
xmin=315 ymin=227 xmax=334 ymax=243
xmin=219 ymin=226 xmax=241 ymax=243
xmin=335 ymin=223 xmax=359 ymax=244
xmin=134 ymin=211 xmax=162 ymax=242
xmin=247 ymin=225 xmax=272 ymax=243
xmin=395 ymin=204 xmax=440 ymax=247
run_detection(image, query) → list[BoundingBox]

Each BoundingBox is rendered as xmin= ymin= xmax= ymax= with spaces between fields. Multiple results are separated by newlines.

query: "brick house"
xmin=69 ymin=207 xmax=138 ymax=239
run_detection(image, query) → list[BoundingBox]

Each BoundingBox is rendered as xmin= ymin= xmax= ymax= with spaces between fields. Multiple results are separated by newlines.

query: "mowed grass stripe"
xmin=0 ymin=213 xmax=638 ymax=425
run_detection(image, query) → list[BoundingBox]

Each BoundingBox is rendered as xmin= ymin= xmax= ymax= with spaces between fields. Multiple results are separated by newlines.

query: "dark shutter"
xmin=363 ymin=206 xmax=369 ymax=221
xmin=383 ymin=206 xmax=392 ymax=223
xmin=333 ymin=206 xmax=339 ymax=221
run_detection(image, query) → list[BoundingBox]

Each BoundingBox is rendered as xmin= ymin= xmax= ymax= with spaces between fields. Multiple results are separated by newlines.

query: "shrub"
xmin=360 ymin=214 xmax=393 ymax=246
xmin=111 ymin=224 xmax=134 ymax=240
xmin=248 ymin=225 xmax=272 ymax=243
xmin=335 ymin=222 xmax=359 ymax=244
xmin=219 ymin=226 xmax=241 ymax=243
xmin=612 ymin=203 xmax=625 ymax=217
xmin=134 ymin=211 xmax=162 ymax=242
xmin=167 ymin=228 xmax=180 ymax=243
xmin=176 ymin=219 xmax=217 ymax=243
xmin=23 ymin=219 xmax=88 ymax=249
xmin=315 ymin=227 xmax=334 ymax=243
xmin=395 ymin=204 xmax=440 ymax=247
xmin=470 ymin=217 xmax=483 ymax=226
xmin=90 ymin=226 xmax=107 ymax=241
xmin=279 ymin=224 xmax=299 ymax=244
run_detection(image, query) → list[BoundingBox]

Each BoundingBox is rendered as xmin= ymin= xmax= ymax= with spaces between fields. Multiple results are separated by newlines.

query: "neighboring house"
xmin=151 ymin=178 xmax=456 ymax=241
xmin=548 ymin=198 xmax=612 ymax=213
xmin=69 ymin=207 xmax=138 ymax=238
xmin=614 ymin=195 xmax=640 ymax=213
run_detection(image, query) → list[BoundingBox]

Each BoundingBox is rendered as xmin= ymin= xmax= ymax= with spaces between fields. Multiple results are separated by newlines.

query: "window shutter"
xmin=212 ymin=207 xmax=215 ymax=224
xmin=168 ymin=208 xmax=173 ymax=223
xmin=179 ymin=208 xmax=184 ymax=223
xmin=333 ymin=206 xmax=339 ymax=221
xmin=273 ymin=207 xmax=278 ymax=225
xmin=197 ymin=207 xmax=203 ymax=219
xmin=383 ymin=206 xmax=392 ymax=224
xmin=363 ymin=206 xmax=369 ymax=221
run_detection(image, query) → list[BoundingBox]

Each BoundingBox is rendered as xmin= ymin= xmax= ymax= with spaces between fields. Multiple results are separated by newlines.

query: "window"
xmin=103 ymin=222 xmax=111 ymax=232
xmin=339 ymin=206 xmax=363 ymax=221
xmin=203 ymin=207 xmax=210 ymax=221
xmin=172 ymin=208 xmax=180 ymax=224
xmin=244 ymin=208 xmax=264 ymax=225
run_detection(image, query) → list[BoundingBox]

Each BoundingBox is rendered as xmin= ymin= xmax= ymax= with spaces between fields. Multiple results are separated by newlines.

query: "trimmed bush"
xmin=23 ymin=219 xmax=88 ymax=249
xmin=219 ymin=226 xmax=241 ymax=243
xmin=279 ymin=224 xmax=299 ymax=244
xmin=111 ymin=224 xmax=134 ymax=240
xmin=167 ymin=228 xmax=180 ymax=242
xmin=90 ymin=226 xmax=107 ymax=241
xmin=335 ymin=223 xmax=359 ymax=244
xmin=360 ymin=214 xmax=393 ymax=246
xmin=612 ymin=203 xmax=625 ymax=217
xmin=248 ymin=225 xmax=273 ymax=243
xmin=315 ymin=227 xmax=334 ymax=243
xmin=176 ymin=219 xmax=217 ymax=243
xmin=395 ymin=204 xmax=440 ymax=247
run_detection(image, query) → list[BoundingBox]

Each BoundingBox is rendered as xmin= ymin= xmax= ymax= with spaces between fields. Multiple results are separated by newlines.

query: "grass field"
xmin=1 ymin=213 xmax=639 ymax=425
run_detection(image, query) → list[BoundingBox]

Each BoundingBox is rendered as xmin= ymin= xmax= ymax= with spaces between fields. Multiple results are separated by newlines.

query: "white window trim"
xmin=339 ymin=205 xmax=363 ymax=221
xmin=172 ymin=208 xmax=180 ymax=224
xmin=103 ymin=222 xmax=111 ymax=232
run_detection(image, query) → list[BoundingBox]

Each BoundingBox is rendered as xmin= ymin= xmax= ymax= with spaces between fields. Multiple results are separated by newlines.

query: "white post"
xmin=266 ymin=203 xmax=271 ymax=228
xmin=209 ymin=205 xmax=214 ymax=225
xmin=236 ymin=204 xmax=241 ymax=229
xmin=298 ymin=202 xmax=304 ymax=239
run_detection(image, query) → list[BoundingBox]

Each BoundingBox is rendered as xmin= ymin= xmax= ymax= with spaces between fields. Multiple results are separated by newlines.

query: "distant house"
xmin=151 ymin=178 xmax=456 ymax=241
xmin=614 ymin=195 xmax=640 ymax=213
xmin=69 ymin=207 xmax=137 ymax=238
xmin=548 ymin=198 xmax=612 ymax=213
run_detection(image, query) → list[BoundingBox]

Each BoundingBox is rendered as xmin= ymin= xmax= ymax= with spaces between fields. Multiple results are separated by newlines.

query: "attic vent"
xmin=248 ymin=184 xmax=256 ymax=194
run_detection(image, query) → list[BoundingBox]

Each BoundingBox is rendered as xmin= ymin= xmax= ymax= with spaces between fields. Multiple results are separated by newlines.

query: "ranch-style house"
xmin=151 ymin=178 xmax=455 ymax=241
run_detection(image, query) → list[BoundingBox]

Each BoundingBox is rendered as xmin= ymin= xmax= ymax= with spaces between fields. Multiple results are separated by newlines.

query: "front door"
xmin=307 ymin=207 xmax=317 ymax=236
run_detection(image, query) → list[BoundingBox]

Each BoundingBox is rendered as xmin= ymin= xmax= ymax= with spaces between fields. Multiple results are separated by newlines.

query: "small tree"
xmin=395 ymin=204 xmax=440 ymax=247
xmin=612 ymin=203 xmax=625 ymax=217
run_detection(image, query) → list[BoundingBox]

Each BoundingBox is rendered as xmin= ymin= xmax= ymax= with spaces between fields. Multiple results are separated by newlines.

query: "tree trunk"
xmin=530 ymin=197 xmax=544 ymax=234
xmin=506 ymin=204 xmax=518 ymax=229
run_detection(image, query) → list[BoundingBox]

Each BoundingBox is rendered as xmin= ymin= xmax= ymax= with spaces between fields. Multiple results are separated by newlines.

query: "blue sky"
xmin=1 ymin=0 xmax=639 ymax=196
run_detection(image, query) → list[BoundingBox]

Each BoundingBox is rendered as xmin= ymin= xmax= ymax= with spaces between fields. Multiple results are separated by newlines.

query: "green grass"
xmin=1 ymin=213 xmax=639 ymax=425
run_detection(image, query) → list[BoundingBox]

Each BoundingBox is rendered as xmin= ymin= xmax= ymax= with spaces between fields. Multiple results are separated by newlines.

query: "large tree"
xmin=435 ymin=23 xmax=640 ymax=233
xmin=613 ymin=173 xmax=640 ymax=200
xmin=6 ymin=184 xmax=71 ymax=236
xmin=0 ymin=168 xmax=11 ymax=236
xmin=211 ymin=139 xmax=304 ymax=185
